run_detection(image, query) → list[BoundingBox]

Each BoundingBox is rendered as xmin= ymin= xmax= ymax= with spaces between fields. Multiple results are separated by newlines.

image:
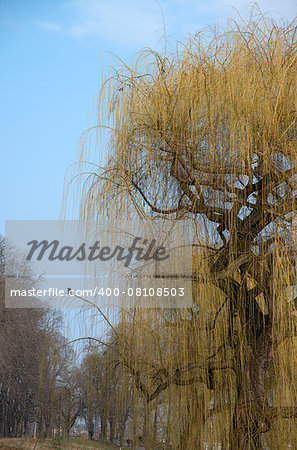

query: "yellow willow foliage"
xmin=73 ymin=8 xmax=297 ymax=449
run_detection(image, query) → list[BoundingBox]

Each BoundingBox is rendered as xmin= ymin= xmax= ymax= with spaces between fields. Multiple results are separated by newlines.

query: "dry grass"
xmin=0 ymin=437 xmax=118 ymax=449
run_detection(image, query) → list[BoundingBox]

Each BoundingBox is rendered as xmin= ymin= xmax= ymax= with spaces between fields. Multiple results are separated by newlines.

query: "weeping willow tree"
xmin=74 ymin=9 xmax=297 ymax=449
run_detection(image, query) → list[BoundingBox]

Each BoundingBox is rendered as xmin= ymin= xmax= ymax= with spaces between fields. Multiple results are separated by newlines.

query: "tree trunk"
xmin=179 ymin=395 xmax=204 ymax=450
xmin=100 ymin=414 xmax=107 ymax=440
xmin=109 ymin=418 xmax=115 ymax=442
xmin=119 ymin=410 xmax=129 ymax=446
xmin=152 ymin=399 xmax=159 ymax=442
xmin=231 ymin=333 xmax=273 ymax=449
xmin=142 ymin=400 xmax=152 ymax=448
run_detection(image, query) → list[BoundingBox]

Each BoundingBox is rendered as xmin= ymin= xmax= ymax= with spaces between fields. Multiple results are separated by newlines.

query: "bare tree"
xmin=80 ymin=341 xmax=133 ymax=445
xmin=0 ymin=237 xmax=80 ymax=440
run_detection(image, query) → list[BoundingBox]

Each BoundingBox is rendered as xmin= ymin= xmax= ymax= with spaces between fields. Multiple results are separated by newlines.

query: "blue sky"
xmin=0 ymin=0 xmax=296 ymax=235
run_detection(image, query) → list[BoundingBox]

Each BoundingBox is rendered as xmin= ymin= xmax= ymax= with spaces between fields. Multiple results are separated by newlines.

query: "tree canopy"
xmin=75 ymin=10 xmax=297 ymax=449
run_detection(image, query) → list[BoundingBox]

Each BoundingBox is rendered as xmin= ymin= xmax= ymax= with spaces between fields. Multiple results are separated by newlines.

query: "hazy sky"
xmin=0 ymin=0 xmax=296 ymax=235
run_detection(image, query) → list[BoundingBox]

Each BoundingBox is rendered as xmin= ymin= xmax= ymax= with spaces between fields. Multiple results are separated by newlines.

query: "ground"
xmin=0 ymin=437 xmax=119 ymax=449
